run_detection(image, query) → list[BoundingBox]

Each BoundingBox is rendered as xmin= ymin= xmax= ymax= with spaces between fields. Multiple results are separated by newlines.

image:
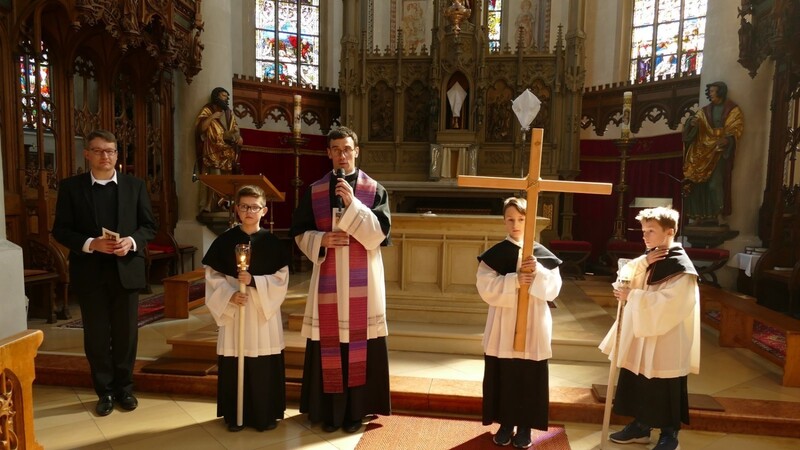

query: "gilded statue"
xmin=682 ymin=82 xmax=744 ymax=225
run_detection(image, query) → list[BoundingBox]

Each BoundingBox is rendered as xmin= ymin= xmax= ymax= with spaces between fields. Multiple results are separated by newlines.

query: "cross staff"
xmin=458 ymin=128 xmax=612 ymax=351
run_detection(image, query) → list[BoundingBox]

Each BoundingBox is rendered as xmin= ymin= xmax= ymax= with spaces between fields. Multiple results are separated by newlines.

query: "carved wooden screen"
xmin=72 ymin=55 xmax=101 ymax=175
xmin=0 ymin=0 xmax=203 ymax=246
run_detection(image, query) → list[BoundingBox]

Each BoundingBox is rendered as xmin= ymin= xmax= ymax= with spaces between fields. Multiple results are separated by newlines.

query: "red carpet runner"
xmin=355 ymin=414 xmax=570 ymax=450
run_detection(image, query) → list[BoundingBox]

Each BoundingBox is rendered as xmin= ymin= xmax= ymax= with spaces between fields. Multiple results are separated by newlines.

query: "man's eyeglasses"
xmin=237 ymin=204 xmax=265 ymax=213
xmin=89 ymin=149 xmax=118 ymax=157
xmin=330 ymin=147 xmax=355 ymax=156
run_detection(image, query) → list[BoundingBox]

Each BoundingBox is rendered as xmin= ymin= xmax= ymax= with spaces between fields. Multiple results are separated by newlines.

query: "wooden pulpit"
xmin=198 ymin=174 xmax=285 ymax=231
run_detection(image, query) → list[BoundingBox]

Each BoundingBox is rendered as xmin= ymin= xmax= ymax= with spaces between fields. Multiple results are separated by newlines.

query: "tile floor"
xmin=27 ymin=274 xmax=800 ymax=449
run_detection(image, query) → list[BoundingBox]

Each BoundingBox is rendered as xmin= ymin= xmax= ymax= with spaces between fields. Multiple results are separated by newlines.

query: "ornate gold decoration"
xmin=444 ymin=0 xmax=472 ymax=35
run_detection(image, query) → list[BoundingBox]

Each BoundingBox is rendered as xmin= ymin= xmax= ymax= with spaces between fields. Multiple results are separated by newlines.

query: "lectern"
xmin=198 ymin=174 xmax=285 ymax=231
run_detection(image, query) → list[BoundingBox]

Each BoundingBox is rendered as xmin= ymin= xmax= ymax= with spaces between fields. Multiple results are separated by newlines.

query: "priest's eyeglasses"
xmin=237 ymin=204 xmax=265 ymax=213
xmin=330 ymin=147 xmax=355 ymax=156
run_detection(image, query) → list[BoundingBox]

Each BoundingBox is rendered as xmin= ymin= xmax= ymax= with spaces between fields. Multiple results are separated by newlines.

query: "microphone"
xmin=335 ymin=168 xmax=345 ymax=210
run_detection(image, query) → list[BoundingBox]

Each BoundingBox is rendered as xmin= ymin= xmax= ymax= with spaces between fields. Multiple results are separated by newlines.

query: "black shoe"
xmin=227 ymin=422 xmax=246 ymax=432
xmin=343 ymin=419 xmax=363 ymax=433
xmin=322 ymin=422 xmax=339 ymax=433
xmin=257 ymin=420 xmax=278 ymax=431
xmin=512 ymin=427 xmax=532 ymax=448
xmin=609 ymin=420 xmax=652 ymax=444
xmin=493 ymin=424 xmax=514 ymax=446
xmin=115 ymin=392 xmax=138 ymax=411
xmin=95 ymin=395 xmax=114 ymax=416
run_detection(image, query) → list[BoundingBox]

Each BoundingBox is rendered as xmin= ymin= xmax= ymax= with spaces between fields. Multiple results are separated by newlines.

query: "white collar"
xmin=91 ymin=170 xmax=118 ymax=185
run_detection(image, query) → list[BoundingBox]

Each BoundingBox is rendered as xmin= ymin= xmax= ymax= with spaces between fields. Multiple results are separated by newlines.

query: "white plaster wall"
xmin=0 ymin=134 xmax=27 ymax=339
xmin=173 ymin=0 xmax=235 ymax=260
xmin=323 ymin=1 xmax=342 ymax=88
xmin=584 ymin=0 xmax=628 ymax=86
xmin=372 ymin=0 xmax=392 ymax=51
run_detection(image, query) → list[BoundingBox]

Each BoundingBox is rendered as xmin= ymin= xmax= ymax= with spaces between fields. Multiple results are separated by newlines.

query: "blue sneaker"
xmin=512 ymin=426 xmax=532 ymax=448
xmin=493 ymin=424 xmax=514 ymax=446
xmin=653 ymin=429 xmax=679 ymax=450
xmin=609 ymin=420 xmax=651 ymax=444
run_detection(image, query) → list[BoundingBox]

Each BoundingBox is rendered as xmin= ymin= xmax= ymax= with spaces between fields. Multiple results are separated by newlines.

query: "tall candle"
xmin=293 ymin=94 xmax=302 ymax=137
xmin=621 ymin=91 xmax=632 ymax=139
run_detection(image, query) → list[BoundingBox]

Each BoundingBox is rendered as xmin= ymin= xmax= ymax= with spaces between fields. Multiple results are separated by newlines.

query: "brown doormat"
xmin=355 ymin=414 xmax=570 ymax=450
xmin=140 ymin=357 xmax=217 ymax=376
xmin=592 ymin=384 xmax=724 ymax=411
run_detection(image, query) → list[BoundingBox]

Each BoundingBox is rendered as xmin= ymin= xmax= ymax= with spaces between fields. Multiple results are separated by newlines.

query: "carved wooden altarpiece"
xmin=340 ymin=0 xmax=583 ymax=238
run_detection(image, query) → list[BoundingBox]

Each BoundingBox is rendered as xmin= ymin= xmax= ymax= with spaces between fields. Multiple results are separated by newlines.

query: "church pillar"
xmin=559 ymin=0 xmax=587 ymax=239
xmin=339 ymin=0 xmax=362 ymax=129
xmin=698 ymin=2 xmax=773 ymax=289
xmin=173 ymin=0 xmax=236 ymax=259
xmin=0 ymin=142 xmax=27 ymax=339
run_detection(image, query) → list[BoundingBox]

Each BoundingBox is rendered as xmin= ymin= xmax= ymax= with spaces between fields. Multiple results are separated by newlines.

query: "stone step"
xmin=283 ymin=319 xmax=605 ymax=362
xmin=166 ymin=325 xmax=307 ymax=368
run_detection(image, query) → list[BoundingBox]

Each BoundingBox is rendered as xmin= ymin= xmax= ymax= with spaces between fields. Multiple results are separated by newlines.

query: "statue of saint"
xmin=682 ymin=82 xmax=744 ymax=225
xmin=195 ymin=87 xmax=243 ymax=213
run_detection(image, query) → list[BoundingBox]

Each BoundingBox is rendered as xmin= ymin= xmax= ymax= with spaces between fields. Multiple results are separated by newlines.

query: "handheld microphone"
xmin=335 ymin=168 xmax=345 ymax=210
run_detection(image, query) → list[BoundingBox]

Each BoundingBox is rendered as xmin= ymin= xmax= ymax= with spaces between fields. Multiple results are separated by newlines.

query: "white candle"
xmin=293 ymin=94 xmax=302 ymax=136
xmin=621 ymin=91 xmax=632 ymax=139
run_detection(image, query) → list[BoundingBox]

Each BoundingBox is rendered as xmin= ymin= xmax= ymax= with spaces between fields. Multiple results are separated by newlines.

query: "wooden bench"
xmin=24 ymin=238 xmax=70 ymax=323
xmin=700 ymin=284 xmax=800 ymax=387
xmin=163 ymin=268 xmax=206 ymax=319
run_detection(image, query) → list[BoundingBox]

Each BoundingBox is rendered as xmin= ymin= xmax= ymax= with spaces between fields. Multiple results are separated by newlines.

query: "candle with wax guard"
xmin=235 ymin=244 xmax=251 ymax=294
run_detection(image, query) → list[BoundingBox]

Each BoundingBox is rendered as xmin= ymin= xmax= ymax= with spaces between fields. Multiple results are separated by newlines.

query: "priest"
xmin=290 ymin=126 xmax=392 ymax=434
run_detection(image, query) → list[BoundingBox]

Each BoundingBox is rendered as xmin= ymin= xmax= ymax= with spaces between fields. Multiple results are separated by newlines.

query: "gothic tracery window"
xmin=630 ymin=0 xmax=707 ymax=83
xmin=256 ymin=0 xmax=320 ymax=86
xmin=19 ymin=40 xmax=53 ymax=130
xmin=487 ymin=0 xmax=503 ymax=52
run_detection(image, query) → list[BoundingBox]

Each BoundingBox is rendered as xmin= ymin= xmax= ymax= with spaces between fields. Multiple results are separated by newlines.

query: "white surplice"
xmin=205 ymin=265 xmax=289 ymax=357
xmin=599 ymin=248 xmax=701 ymax=379
xmin=476 ymin=237 xmax=563 ymax=361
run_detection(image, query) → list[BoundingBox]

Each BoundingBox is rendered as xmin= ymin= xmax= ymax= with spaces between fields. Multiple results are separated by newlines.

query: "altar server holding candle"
xmin=203 ymin=185 xmax=290 ymax=432
xmin=599 ymin=207 xmax=700 ymax=450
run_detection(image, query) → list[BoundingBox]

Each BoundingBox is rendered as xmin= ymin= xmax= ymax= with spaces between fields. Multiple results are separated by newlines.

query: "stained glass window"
xmin=19 ymin=41 xmax=52 ymax=130
xmin=256 ymin=0 xmax=320 ymax=86
xmin=630 ymin=0 xmax=707 ymax=83
xmin=487 ymin=0 xmax=503 ymax=53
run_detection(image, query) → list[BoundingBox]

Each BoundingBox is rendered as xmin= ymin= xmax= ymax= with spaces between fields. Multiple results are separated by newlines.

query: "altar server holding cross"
xmin=458 ymin=128 xmax=612 ymax=351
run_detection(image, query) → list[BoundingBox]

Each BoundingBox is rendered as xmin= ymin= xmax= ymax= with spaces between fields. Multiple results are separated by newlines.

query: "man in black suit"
xmin=53 ymin=129 xmax=156 ymax=416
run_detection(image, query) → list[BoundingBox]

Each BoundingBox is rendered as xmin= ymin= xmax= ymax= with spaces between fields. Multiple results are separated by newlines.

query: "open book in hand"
xmin=101 ymin=227 xmax=120 ymax=241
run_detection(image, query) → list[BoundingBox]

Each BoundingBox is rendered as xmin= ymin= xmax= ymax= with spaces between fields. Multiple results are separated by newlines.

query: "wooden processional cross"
xmin=458 ymin=128 xmax=613 ymax=351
